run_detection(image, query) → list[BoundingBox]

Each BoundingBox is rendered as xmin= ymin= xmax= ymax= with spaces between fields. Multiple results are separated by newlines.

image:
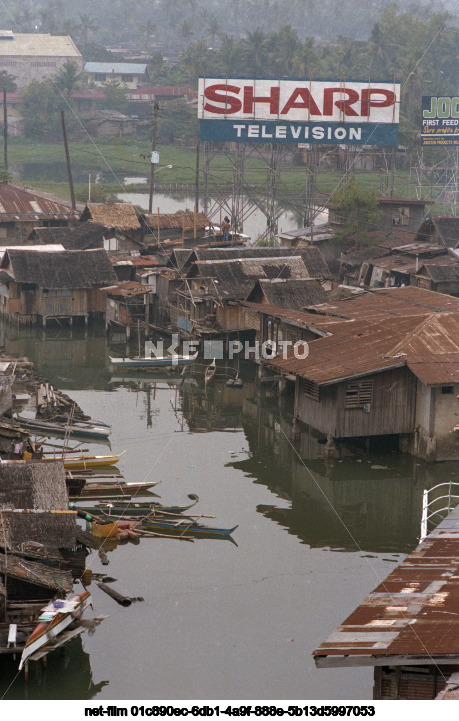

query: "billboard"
xmin=198 ymin=78 xmax=400 ymax=145
xmin=421 ymin=96 xmax=459 ymax=146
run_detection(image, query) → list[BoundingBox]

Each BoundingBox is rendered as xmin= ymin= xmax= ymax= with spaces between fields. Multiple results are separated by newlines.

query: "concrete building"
xmin=0 ymin=31 xmax=83 ymax=90
xmin=84 ymin=62 xmax=148 ymax=89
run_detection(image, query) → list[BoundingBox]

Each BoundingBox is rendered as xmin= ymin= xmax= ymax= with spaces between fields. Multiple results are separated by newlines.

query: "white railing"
xmin=420 ymin=482 xmax=459 ymax=541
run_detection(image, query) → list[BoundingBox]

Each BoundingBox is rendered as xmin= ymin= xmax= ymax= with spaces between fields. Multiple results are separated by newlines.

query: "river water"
xmin=0 ymin=325 xmax=457 ymax=701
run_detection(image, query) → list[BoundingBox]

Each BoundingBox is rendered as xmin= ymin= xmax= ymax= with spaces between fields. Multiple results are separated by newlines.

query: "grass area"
xmin=8 ymin=137 xmax=428 ymax=210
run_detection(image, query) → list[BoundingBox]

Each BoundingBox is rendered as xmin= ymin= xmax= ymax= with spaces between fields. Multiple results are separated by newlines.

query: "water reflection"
xmin=0 ymin=636 xmax=108 ymax=700
xmin=1 ymin=324 xmax=458 ymax=698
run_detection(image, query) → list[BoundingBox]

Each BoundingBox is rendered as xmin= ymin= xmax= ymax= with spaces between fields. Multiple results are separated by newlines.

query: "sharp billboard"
xmin=198 ymin=78 xmax=400 ymax=145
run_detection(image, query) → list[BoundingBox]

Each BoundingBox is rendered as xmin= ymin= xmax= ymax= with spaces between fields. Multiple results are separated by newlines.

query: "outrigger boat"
xmin=63 ymin=452 xmax=125 ymax=470
xmin=70 ymin=494 xmax=199 ymax=518
xmin=15 ymin=415 xmax=111 ymax=440
xmin=139 ymin=518 xmax=238 ymax=538
xmin=109 ymin=353 xmax=198 ymax=369
xmin=19 ymin=591 xmax=92 ymax=671
xmin=70 ymin=480 xmax=159 ymax=499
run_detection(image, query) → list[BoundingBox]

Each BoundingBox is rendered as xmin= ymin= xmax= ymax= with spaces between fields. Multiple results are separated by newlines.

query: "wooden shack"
xmin=264 ymin=287 xmax=459 ymax=461
xmin=80 ymin=203 xmax=143 ymax=251
xmin=0 ymin=248 xmax=117 ymax=325
xmin=0 ymin=184 xmax=78 ymax=245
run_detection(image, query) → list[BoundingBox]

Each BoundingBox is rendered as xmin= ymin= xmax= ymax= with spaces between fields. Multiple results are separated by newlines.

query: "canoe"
xmin=71 ymin=494 xmax=199 ymax=518
xmin=15 ymin=416 xmax=111 ymax=440
xmin=63 ymin=452 xmax=125 ymax=470
xmin=109 ymin=353 xmax=197 ymax=369
xmin=19 ymin=591 xmax=91 ymax=671
xmin=140 ymin=518 xmax=238 ymax=538
xmin=204 ymin=358 xmax=216 ymax=386
xmin=76 ymin=480 xmax=159 ymax=498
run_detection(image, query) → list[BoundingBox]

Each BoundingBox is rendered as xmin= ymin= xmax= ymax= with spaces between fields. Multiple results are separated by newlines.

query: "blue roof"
xmin=85 ymin=62 xmax=147 ymax=74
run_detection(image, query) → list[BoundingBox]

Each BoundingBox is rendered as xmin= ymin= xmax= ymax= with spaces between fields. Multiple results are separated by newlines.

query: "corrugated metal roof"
xmin=314 ymin=506 xmax=459 ymax=667
xmin=264 ymin=295 xmax=459 ymax=386
xmin=85 ymin=62 xmax=147 ymax=74
xmin=0 ymin=185 xmax=79 ymax=221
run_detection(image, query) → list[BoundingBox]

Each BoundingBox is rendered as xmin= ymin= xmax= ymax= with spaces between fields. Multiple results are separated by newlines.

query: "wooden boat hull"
xmin=109 ymin=354 xmax=197 ymax=369
xmin=75 ymin=481 xmax=158 ymax=496
xmin=16 ymin=417 xmax=111 ymax=440
xmin=63 ymin=453 xmax=124 ymax=470
xmin=19 ymin=591 xmax=91 ymax=670
xmin=74 ymin=495 xmax=199 ymax=517
xmin=91 ymin=521 xmax=119 ymax=538
xmin=140 ymin=520 xmax=238 ymax=538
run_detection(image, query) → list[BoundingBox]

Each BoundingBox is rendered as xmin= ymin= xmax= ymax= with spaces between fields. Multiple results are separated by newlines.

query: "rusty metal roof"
xmin=311 ymin=287 xmax=459 ymax=319
xmin=264 ymin=310 xmax=459 ymax=386
xmin=314 ymin=506 xmax=459 ymax=668
xmin=0 ymin=184 xmax=79 ymax=221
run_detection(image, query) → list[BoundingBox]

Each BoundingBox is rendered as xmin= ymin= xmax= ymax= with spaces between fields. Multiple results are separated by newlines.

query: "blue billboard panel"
xmin=200 ymin=119 xmax=398 ymax=146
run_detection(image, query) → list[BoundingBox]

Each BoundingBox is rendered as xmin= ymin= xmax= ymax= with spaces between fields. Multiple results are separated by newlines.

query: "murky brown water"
xmin=1 ymin=325 xmax=457 ymax=700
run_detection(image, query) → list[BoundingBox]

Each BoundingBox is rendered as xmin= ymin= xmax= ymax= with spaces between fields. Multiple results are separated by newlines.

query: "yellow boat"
xmin=63 ymin=451 xmax=125 ymax=470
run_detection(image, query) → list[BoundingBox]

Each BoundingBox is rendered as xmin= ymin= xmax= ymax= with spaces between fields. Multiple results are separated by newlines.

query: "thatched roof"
xmin=0 ymin=553 xmax=73 ymax=592
xmin=0 ymin=510 xmax=77 ymax=550
xmin=190 ymin=246 xmax=330 ymax=277
xmin=1 ymin=249 xmax=117 ymax=289
xmin=30 ymin=223 xmax=107 ymax=251
xmin=81 ymin=203 xmax=141 ymax=231
xmin=143 ymin=211 xmax=209 ymax=232
xmin=246 ymin=278 xmax=327 ymax=309
xmin=189 ymin=256 xmax=311 ymax=300
xmin=417 ymin=263 xmax=459 ymax=282
xmin=0 ymin=461 xmax=68 ymax=510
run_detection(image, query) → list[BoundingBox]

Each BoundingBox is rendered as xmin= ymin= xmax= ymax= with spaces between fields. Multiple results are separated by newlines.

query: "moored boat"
xmin=75 ymin=480 xmax=159 ymax=498
xmin=19 ymin=591 xmax=92 ymax=671
xmin=15 ymin=416 xmax=111 ymax=440
xmin=63 ymin=452 xmax=125 ymax=470
xmin=70 ymin=493 xmax=199 ymax=517
xmin=109 ymin=353 xmax=197 ymax=369
xmin=140 ymin=518 xmax=238 ymax=538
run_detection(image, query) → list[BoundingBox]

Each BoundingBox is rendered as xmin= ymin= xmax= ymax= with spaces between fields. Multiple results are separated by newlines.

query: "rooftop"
xmin=31 ymin=223 xmax=106 ymax=250
xmin=314 ymin=506 xmax=459 ymax=668
xmin=0 ymin=33 xmax=81 ymax=58
xmin=1 ymin=248 xmax=117 ymax=289
xmin=81 ymin=203 xmax=141 ymax=232
xmin=189 ymin=256 xmax=311 ymax=300
xmin=0 ymin=184 xmax=79 ymax=221
xmin=246 ymin=277 xmax=328 ymax=309
xmin=85 ymin=62 xmax=147 ymax=74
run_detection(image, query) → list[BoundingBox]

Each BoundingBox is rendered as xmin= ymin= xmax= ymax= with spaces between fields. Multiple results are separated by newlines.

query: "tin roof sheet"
xmin=0 ymin=185 xmax=79 ymax=221
xmin=314 ymin=506 xmax=459 ymax=667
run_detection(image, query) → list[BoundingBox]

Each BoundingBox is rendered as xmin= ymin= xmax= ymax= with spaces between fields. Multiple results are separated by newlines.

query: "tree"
xmin=21 ymin=80 xmax=65 ymax=140
xmin=240 ymin=29 xmax=270 ymax=77
xmin=331 ymin=177 xmax=381 ymax=247
xmin=0 ymin=71 xmax=17 ymax=92
xmin=77 ymin=13 xmax=100 ymax=44
xmin=55 ymin=60 xmax=81 ymax=98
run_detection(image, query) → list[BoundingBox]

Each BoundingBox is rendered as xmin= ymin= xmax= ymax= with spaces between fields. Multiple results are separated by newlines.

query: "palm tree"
xmin=217 ymin=35 xmax=240 ymax=76
xmin=271 ymin=25 xmax=301 ymax=76
xmin=206 ymin=16 xmax=221 ymax=48
xmin=55 ymin=60 xmax=81 ymax=98
xmin=77 ymin=13 xmax=99 ymax=44
xmin=180 ymin=20 xmax=194 ymax=51
xmin=241 ymin=29 xmax=270 ymax=77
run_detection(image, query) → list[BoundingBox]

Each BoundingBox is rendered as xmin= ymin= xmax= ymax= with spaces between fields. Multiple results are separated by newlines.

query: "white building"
xmin=0 ymin=31 xmax=83 ymax=89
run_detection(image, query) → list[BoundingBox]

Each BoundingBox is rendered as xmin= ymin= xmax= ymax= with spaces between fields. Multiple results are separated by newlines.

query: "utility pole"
xmin=148 ymin=101 xmax=159 ymax=214
xmin=61 ymin=111 xmax=75 ymax=210
xmin=3 ymin=88 xmax=7 ymax=172
xmin=195 ymin=119 xmax=200 ymax=213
